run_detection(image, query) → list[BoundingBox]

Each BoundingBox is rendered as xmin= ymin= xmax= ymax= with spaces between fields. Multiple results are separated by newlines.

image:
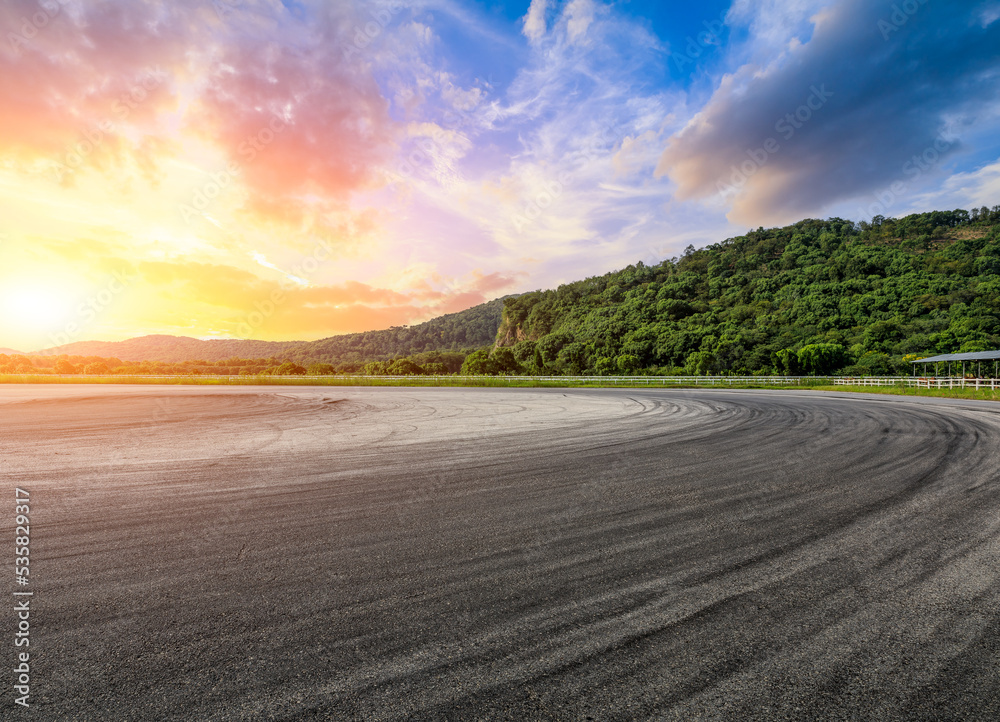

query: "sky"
xmin=1 ymin=0 xmax=999 ymax=352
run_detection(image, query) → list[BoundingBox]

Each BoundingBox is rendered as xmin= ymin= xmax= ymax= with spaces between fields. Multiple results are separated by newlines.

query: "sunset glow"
xmin=2 ymin=0 xmax=999 ymax=351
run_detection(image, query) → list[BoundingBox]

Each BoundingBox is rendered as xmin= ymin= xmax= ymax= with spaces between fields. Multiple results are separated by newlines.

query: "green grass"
xmin=0 ymin=374 xmax=829 ymax=389
xmin=814 ymin=384 xmax=1000 ymax=402
xmin=11 ymin=375 xmax=995 ymax=399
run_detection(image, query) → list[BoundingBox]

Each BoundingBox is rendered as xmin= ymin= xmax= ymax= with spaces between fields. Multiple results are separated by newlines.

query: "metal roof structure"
xmin=911 ymin=350 xmax=1000 ymax=363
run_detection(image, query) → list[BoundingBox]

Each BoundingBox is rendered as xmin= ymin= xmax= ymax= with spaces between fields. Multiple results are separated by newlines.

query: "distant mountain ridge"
xmin=33 ymin=297 xmax=509 ymax=364
xmin=36 ymin=335 xmax=299 ymax=363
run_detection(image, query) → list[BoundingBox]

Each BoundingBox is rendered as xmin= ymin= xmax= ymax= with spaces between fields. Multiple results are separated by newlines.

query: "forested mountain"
xmin=40 ymin=335 xmax=300 ymax=363
xmin=294 ymin=296 xmax=507 ymax=364
xmin=471 ymin=208 xmax=1000 ymax=376
xmin=33 ymin=297 xmax=507 ymax=367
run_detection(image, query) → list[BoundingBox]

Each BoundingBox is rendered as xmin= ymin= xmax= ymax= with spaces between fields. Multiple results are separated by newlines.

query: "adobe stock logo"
xmin=47 ymin=269 xmax=138 ymax=348
xmin=878 ymin=0 xmax=930 ymax=40
xmin=6 ymin=0 xmax=72 ymax=54
xmin=50 ymin=66 xmax=165 ymax=183
xmin=235 ymin=238 xmax=336 ymax=339
xmin=179 ymin=114 xmax=287 ymax=223
xmin=667 ymin=10 xmax=728 ymax=73
xmin=343 ymin=1 xmax=406 ymax=60
xmin=856 ymin=134 xmax=955 ymax=222
xmin=716 ymin=85 xmax=834 ymax=198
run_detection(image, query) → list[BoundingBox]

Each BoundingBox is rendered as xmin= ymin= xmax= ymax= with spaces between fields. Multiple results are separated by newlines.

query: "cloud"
xmin=188 ymin=2 xmax=396 ymax=206
xmin=0 ymin=1 xmax=399 ymax=214
xmin=893 ymin=160 xmax=1000 ymax=216
xmin=657 ymin=0 xmax=1000 ymax=225
xmin=522 ymin=0 xmax=548 ymax=42
xmin=564 ymin=0 xmax=597 ymax=44
xmin=128 ymin=259 xmax=519 ymax=340
xmin=0 ymin=0 xmax=185 ymax=176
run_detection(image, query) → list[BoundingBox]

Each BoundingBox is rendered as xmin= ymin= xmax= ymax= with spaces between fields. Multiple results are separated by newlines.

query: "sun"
xmin=1 ymin=283 xmax=75 ymax=331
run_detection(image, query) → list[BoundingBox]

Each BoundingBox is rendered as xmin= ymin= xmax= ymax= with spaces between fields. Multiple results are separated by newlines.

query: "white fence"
xmin=832 ymin=377 xmax=919 ymax=387
xmin=833 ymin=377 xmax=1000 ymax=389
xmin=915 ymin=377 xmax=999 ymax=390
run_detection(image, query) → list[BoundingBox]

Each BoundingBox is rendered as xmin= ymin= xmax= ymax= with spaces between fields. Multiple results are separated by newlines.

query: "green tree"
xmin=307 ymin=363 xmax=337 ymax=375
xmin=274 ymin=361 xmax=307 ymax=375
xmin=386 ymin=358 xmax=425 ymax=375
xmin=460 ymin=348 xmax=500 ymax=375
xmin=84 ymin=362 xmax=110 ymax=375
xmin=491 ymin=347 xmax=522 ymax=375
xmin=774 ymin=349 xmax=800 ymax=375
xmin=511 ymin=339 xmax=537 ymax=365
xmin=362 ymin=361 xmax=389 ymax=375
xmin=536 ymin=333 xmax=573 ymax=367
xmin=796 ymin=343 xmax=847 ymax=375
xmin=684 ymin=351 xmax=717 ymax=376
xmin=846 ymin=352 xmax=897 ymax=376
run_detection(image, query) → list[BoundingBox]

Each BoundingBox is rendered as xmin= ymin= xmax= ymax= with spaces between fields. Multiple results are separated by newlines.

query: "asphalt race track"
xmin=3 ymin=385 xmax=1000 ymax=720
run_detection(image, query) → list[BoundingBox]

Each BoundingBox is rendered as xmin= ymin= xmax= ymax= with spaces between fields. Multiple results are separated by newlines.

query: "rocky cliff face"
xmin=494 ymin=315 xmax=534 ymax=348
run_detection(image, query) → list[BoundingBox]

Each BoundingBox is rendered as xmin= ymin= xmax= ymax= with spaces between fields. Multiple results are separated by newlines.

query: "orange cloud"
xmin=0 ymin=0 xmax=182 ymax=178
xmin=187 ymin=4 xmax=397 ymax=209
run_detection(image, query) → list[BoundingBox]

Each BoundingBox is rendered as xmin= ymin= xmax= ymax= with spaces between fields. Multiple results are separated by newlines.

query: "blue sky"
xmin=370 ymin=0 xmax=1000 ymax=287
xmin=2 ymin=0 xmax=999 ymax=347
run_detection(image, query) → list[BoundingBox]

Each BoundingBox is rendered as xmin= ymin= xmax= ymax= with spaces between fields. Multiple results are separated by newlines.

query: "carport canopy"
xmin=911 ymin=350 xmax=1000 ymax=364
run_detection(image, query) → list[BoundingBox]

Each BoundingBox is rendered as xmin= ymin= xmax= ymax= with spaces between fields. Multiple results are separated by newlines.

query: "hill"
xmin=291 ymin=297 xmax=507 ymax=364
xmin=35 ymin=297 xmax=508 ymax=365
xmin=471 ymin=207 xmax=1000 ymax=376
xmin=38 ymin=335 xmax=299 ymax=363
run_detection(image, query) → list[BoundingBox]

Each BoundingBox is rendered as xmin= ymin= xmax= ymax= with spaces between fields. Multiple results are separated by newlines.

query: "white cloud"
xmin=979 ymin=3 xmax=1000 ymax=28
xmin=564 ymin=0 xmax=596 ymax=44
xmin=900 ymin=160 xmax=1000 ymax=215
xmin=522 ymin=0 xmax=548 ymax=42
xmin=726 ymin=0 xmax=832 ymax=55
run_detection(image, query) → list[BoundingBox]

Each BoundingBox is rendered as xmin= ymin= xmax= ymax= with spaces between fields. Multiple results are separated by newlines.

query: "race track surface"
xmin=2 ymin=385 xmax=1000 ymax=720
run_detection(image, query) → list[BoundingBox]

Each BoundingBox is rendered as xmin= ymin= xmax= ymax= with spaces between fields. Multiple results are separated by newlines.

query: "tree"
xmin=847 ymin=352 xmax=897 ymax=376
xmin=536 ymin=333 xmax=573 ymax=367
xmin=555 ymin=342 xmax=587 ymax=374
xmin=684 ymin=351 xmax=717 ymax=376
xmin=796 ymin=343 xmax=847 ymax=375
xmin=307 ymin=363 xmax=337 ymax=375
xmin=774 ymin=349 xmax=799 ymax=375
xmin=54 ymin=359 xmax=77 ymax=374
xmin=511 ymin=339 xmax=537 ymax=364
xmin=460 ymin=348 xmax=500 ymax=375
xmin=274 ymin=361 xmax=307 ymax=375
xmin=491 ymin=347 xmax=522 ymax=375
xmin=84 ymin=362 xmax=110 ymax=375
xmin=362 ymin=361 xmax=389 ymax=375
xmin=386 ymin=358 xmax=425 ymax=375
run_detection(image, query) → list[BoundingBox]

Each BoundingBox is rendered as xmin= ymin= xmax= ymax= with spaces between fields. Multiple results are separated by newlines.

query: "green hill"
xmin=33 ymin=297 xmax=508 ymax=367
xmin=39 ymin=335 xmax=299 ymax=363
xmin=480 ymin=208 xmax=1000 ymax=376
xmin=293 ymin=296 xmax=508 ymax=365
